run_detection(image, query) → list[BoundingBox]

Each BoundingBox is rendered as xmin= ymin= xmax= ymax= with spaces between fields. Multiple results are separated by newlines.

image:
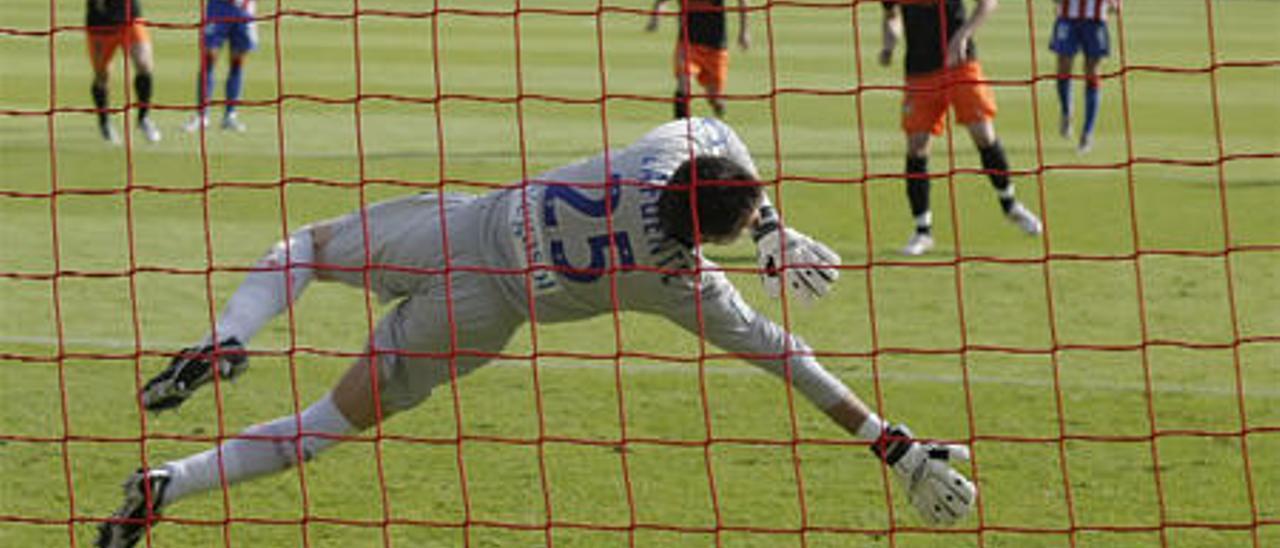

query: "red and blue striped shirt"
xmin=1057 ymin=0 xmax=1118 ymax=22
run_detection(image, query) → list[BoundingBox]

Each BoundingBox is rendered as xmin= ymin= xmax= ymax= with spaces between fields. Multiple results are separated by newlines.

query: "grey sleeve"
xmin=655 ymin=270 xmax=853 ymax=409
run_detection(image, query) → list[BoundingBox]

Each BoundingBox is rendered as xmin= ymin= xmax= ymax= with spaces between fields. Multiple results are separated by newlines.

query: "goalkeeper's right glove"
xmin=871 ymin=423 xmax=977 ymax=526
xmin=751 ymin=207 xmax=841 ymax=303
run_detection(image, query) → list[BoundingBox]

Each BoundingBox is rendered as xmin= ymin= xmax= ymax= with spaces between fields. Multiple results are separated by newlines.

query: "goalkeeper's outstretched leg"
xmin=138 ymin=229 xmax=318 ymax=412
xmin=108 ymin=212 xmax=522 ymax=542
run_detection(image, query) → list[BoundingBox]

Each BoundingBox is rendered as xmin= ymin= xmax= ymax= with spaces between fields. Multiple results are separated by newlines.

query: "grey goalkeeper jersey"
xmin=472 ymin=118 xmax=849 ymax=407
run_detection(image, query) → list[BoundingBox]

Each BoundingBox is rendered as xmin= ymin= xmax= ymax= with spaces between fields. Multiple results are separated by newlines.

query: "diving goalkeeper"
xmin=97 ymin=118 xmax=976 ymax=547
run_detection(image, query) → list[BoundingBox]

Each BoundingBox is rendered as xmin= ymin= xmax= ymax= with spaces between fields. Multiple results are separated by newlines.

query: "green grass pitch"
xmin=1 ymin=0 xmax=1278 ymax=546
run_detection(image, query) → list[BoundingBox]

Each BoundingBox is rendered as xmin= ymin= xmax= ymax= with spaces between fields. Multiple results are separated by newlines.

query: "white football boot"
xmin=221 ymin=112 xmax=247 ymax=132
xmin=183 ymin=113 xmax=209 ymax=133
xmin=1006 ymin=202 xmax=1043 ymax=236
xmin=901 ymin=232 xmax=935 ymax=256
xmin=1077 ymin=132 xmax=1094 ymax=155
xmin=99 ymin=121 xmax=122 ymax=145
xmin=137 ymin=117 xmax=162 ymax=143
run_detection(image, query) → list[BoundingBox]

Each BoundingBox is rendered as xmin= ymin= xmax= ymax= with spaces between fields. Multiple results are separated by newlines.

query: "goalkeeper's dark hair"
xmin=658 ymin=156 xmax=761 ymax=245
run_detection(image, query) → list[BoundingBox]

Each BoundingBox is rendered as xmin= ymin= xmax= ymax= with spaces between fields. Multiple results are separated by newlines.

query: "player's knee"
xmin=131 ymin=47 xmax=155 ymax=73
xmin=304 ymin=224 xmax=337 ymax=280
xmin=966 ymin=121 xmax=997 ymax=148
xmin=254 ymin=230 xmax=317 ymax=283
xmin=372 ymin=361 xmax=433 ymax=417
xmin=379 ymin=389 xmax=428 ymax=418
xmin=906 ymin=135 xmax=931 ymax=157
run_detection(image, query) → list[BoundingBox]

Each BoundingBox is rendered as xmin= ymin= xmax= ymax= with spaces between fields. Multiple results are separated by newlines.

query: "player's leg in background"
xmin=126 ymin=25 xmax=161 ymax=142
xmin=87 ymin=31 xmax=119 ymax=144
xmin=966 ymin=119 xmax=1042 ymax=236
xmin=704 ymin=81 xmax=725 ymax=118
xmin=187 ymin=15 xmax=223 ymax=133
xmin=899 ymin=68 xmax=960 ymax=255
xmin=948 ymin=62 xmax=1040 ymax=237
xmin=965 ymin=119 xmax=1013 ymax=213
xmin=222 ymin=19 xmax=258 ymax=131
xmin=902 ymin=131 xmax=935 ymax=255
xmin=222 ymin=48 xmax=250 ymax=131
xmin=1079 ymin=55 xmax=1104 ymax=153
xmin=897 ymin=73 xmax=949 ymax=255
xmin=673 ymin=44 xmax=693 ymax=118
xmin=699 ymin=47 xmax=729 ymax=118
xmin=1049 ymin=18 xmax=1077 ymax=139
xmin=187 ymin=50 xmax=218 ymax=132
xmin=1055 ymin=53 xmax=1074 ymax=139
xmin=1077 ymin=21 xmax=1110 ymax=154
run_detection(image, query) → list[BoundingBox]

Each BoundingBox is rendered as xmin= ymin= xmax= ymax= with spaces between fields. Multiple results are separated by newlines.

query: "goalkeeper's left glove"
xmin=752 ymin=209 xmax=841 ymax=303
xmin=872 ymin=423 xmax=977 ymax=526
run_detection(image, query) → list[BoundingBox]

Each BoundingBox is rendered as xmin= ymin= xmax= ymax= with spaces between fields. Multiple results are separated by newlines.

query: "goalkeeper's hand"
xmin=752 ymin=222 xmax=841 ymax=303
xmin=872 ymin=424 xmax=977 ymax=526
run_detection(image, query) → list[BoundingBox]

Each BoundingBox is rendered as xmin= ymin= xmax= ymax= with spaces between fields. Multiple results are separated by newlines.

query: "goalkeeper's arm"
xmin=655 ymin=269 xmax=865 ymax=422
xmin=657 ymin=276 xmax=976 ymax=525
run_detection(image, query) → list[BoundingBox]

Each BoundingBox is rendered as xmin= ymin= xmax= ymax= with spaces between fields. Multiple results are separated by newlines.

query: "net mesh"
xmin=1 ymin=0 xmax=1277 ymax=546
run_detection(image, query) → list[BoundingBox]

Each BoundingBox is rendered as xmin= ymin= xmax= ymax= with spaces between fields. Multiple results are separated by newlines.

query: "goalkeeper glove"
xmin=871 ymin=423 xmax=977 ymax=526
xmin=751 ymin=210 xmax=841 ymax=303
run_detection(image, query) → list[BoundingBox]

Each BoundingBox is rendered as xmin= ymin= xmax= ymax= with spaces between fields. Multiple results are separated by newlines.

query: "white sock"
xmin=162 ymin=393 xmax=355 ymax=504
xmin=856 ymin=413 xmax=886 ymax=441
xmin=203 ymin=230 xmax=314 ymax=346
xmin=914 ymin=211 xmax=933 ymax=231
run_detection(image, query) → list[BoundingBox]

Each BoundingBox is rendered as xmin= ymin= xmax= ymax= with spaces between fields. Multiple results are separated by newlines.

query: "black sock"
xmin=91 ymin=83 xmax=109 ymax=125
xmin=674 ymin=90 xmax=689 ymax=119
xmin=978 ymin=140 xmax=1015 ymax=213
xmin=906 ymin=155 xmax=931 ymax=234
xmin=134 ymin=72 xmax=153 ymax=122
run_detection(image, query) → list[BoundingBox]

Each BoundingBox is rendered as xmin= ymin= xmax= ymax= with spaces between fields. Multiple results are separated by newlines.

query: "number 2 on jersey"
xmin=543 ymin=181 xmax=636 ymax=283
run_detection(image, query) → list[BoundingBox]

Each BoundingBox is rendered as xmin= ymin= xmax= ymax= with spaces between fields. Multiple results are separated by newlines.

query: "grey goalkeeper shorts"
xmin=309 ymin=192 xmax=526 ymax=413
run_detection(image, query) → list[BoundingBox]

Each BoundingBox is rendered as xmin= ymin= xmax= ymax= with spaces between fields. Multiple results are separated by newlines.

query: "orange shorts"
xmin=86 ymin=21 xmax=150 ymax=73
xmin=902 ymin=62 xmax=997 ymax=136
xmin=675 ymin=43 xmax=729 ymax=91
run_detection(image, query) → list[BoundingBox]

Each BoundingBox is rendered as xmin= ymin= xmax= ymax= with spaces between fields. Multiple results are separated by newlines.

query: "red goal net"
xmin=1 ymin=0 xmax=1277 ymax=546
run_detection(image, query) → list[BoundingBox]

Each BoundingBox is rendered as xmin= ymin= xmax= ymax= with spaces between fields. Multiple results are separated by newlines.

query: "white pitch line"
xmin=2 ymin=334 xmax=1277 ymax=399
